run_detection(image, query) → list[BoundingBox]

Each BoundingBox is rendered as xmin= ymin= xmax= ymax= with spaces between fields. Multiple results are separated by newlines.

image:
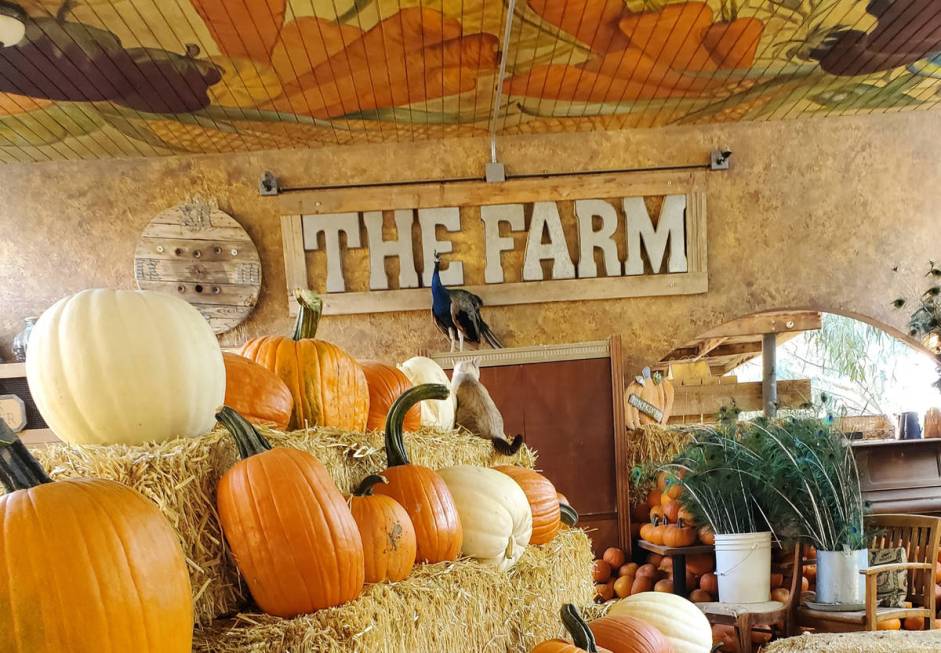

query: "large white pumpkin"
xmin=608 ymin=592 xmax=712 ymax=653
xmin=26 ymin=289 xmax=225 ymax=445
xmin=397 ymin=356 xmax=455 ymax=430
xmin=438 ymin=465 xmax=532 ymax=571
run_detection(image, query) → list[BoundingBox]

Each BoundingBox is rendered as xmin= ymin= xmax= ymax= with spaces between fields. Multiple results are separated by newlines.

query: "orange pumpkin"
xmin=350 ymin=474 xmax=417 ymax=583
xmin=904 ymin=616 xmax=926 ymax=630
xmin=222 ymin=352 xmax=293 ymax=430
xmin=631 ymin=575 xmax=655 ymax=595
xmin=690 ymin=589 xmax=713 ymax=602
xmin=593 ymin=560 xmax=613 ymax=583
xmin=603 ymin=547 xmax=627 ymax=569
xmin=533 ymin=604 xmax=613 ymax=653
xmin=240 ymin=290 xmax=369 ymax=431
xmin=619 ymin=562 xmax=639 ymax=576
xmin=654 ymin=578 xmax=674 ymax=593
xmin=699 ymin=572 xmax=719 ymax=595
xmin=0 ymin=423 xmax=193 ymax=653
xmin=495 ymin=465 xmax=562 ymax=544
xmin=636 ymin=563 xmax=660 ymax=579
xmin=663 ymin=501 xmax=680 ymax=523
xmin=879 ymin=619 xmax=902 ymax=630
xmin=613 ymin=575 xmax=633 ymax=598
xmin=215 ymin=407 xmax=364 ymax=617
xmin=372 ymin=385 xmax=463 ymax=563
xmin=639 ymin=522 xmax=657 ymax=541
xmin=596 ymin=580 xmax=616 ymax=602
xmin=649 ymin=505 xmax=666 ymax=523
xmin=360 ymin=360 xmax=420 ymax=431
xmin=662 ymin=519 xmax=697 ymax=548
xmin=771 ymin=588 xmax=790 ymax=603
xmin=590 ymin=613 xmax=673 ymax=653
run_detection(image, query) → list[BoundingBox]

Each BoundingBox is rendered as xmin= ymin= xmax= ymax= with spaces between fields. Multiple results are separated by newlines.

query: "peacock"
xmin=431 ymin=253 xmax=503 ymax=352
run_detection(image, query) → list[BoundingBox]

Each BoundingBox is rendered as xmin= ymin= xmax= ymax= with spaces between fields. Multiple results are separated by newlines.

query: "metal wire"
xmin=489 ymin=0 xmax=517 ymax=162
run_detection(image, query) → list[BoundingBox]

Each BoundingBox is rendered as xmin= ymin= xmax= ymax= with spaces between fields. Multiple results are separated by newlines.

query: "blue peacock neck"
xmin=431 ymin=261 xmax=450 ymax=315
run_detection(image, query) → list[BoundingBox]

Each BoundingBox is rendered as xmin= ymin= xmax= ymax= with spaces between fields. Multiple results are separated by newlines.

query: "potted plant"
xmin=744 ymin=417 xmax=867 ymax=605
xmin=663 ymin=422 xmax=778 ymax=604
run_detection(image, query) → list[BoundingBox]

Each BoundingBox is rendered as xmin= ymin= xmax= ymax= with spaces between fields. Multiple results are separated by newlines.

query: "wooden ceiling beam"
xmin=698 ymin=311 xmax=822 ymax=339
xmin=663 ymin=341 xmax=763 ymax=365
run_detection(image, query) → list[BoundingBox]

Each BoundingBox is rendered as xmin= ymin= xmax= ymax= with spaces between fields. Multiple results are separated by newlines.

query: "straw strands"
xmin=764 ymin=630 xmax=941 ymax=653
xmin=192 ymin=527 xmax=594 ymax=653
xmin=29 ymin=425 xmax=536 ymax=626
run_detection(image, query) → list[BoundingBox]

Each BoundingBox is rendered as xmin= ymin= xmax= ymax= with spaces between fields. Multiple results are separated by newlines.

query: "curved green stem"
xmin=384 ymin=384 xmax=450 ymax=467
xmin=353 ymin=474 xmax=388 ymax=496
xmin=560 ymin=502 xmax=579 ymax=527
xmin=216 ymin=407 xmax=272 ymax=459
xmin=0 ymin=418 xmax=52 ymax=492
xmin=292 ymin=289 xmax=323 ymax=341
xmin=560 ymin=604 xmax=597 ymax=652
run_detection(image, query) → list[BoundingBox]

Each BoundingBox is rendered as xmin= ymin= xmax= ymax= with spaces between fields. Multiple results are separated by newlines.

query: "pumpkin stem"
xmin=216 ymin=406 xmax=272 ymax=459
xmin=0 ymin=418 xmax=52 ymax=492
xmin=353 ymin=474 xmax=388 ymax=496
xmin=560 ymin=502 xmax=579 ymax=527
xmin=560 ymin=604 xmax=597 ymax=652
xmin=292 ymin=289 xmax=323 ymax=340
xmin=384 ymin=384 xmax=450 ymax=467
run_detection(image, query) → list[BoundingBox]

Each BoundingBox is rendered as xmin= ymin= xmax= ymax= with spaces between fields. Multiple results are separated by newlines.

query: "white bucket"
xmin=715 ymin=531 xmax=772 ymax=603
xmin=816 ymin=549 xmax=869 ymax=604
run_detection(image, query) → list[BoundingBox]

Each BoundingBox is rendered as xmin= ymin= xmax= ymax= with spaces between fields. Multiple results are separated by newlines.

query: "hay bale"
xmin=764 ymin=631 xmax=941 ymax=653
xmin=193 ymin=527 xmax=594 ymax=653
xmin=30 ymin=426 xmax=535 ymax=627
xmin=626 ymin=424 xmax=695 ymax=471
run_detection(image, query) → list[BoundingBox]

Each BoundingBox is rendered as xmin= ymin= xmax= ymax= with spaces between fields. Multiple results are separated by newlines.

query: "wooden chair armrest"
xmin=859 ymin=562 xmax=934 ymax=575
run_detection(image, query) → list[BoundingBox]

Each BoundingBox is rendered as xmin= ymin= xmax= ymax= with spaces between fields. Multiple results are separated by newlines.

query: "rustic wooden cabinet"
xmin=431 ymin=338 xmax=628 ymax=557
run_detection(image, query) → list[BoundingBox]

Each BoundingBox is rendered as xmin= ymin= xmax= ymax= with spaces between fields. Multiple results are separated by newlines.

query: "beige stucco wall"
xmin=0 ymin=111 xmax=937 ymax=373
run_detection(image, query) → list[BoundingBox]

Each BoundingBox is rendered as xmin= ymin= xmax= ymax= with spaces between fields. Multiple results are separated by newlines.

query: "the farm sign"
xmin=279 ymin=173 xmax=707 ymax=315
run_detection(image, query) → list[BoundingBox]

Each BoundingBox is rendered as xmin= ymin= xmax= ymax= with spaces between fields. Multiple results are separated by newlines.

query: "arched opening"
xmin=658 ymin=308 xmax=941 ymax=433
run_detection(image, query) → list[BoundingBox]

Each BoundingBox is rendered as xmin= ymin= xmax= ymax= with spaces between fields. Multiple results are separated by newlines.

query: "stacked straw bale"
xmin=764 ymin=630 xmax=941 ymax=653
xmin=192 ymin=527 xmax=594 ymax=653
xmin=31 ymin=425 xmax=535 ymax=627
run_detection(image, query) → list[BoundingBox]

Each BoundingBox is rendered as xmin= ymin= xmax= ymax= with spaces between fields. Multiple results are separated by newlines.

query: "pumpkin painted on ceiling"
xmin=1 ymin=0 xmax=941 ymax=161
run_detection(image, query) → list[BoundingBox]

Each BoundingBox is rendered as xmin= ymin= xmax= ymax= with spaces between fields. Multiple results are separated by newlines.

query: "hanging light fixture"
xmin=0 ymin=2 xmax=26 ymax=48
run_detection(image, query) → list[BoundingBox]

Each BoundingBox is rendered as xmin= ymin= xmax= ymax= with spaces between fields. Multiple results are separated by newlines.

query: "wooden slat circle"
xmin=134 ymin=200 xmax=261 ymax=334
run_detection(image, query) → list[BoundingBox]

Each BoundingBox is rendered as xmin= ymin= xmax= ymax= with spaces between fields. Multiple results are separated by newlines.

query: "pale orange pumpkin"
xmin=590 ymin=613 xmax=673 ymax=653
xmin=222 ymin=352 xmax=293 ymax=430
xmin=240 ymin=290 xmax=369 ymax=431
xmin=533 ymin=604 xmax=613 ymax=653
xmin=662 ymin=519 xmax=697 ymax=548
xmin=360 ymin=360 xmax=420 ymax=432
xmin=350 ymin=474 xmax=417 ymax=583
xmin=699 ymin=572 xmax=719 ymax=595
xmin=495 ymin=465 xmax=562 ymax=545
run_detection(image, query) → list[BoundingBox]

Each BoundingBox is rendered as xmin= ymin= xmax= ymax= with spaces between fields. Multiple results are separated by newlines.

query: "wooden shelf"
xmin=0 ymin=363 xmax=26 ymax=379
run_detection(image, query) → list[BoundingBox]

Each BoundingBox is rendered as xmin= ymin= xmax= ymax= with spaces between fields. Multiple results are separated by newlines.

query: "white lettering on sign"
xmin=286 ymin=191 xmax=705 ymax=315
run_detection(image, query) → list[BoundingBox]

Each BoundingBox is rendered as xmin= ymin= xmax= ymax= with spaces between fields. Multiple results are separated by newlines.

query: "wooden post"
xmin=763 ymin=333 xmax=777 ymax=417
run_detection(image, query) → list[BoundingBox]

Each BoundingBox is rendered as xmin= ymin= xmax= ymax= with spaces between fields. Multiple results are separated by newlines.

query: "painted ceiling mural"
xmin=0 ymin=0 xmax=940 ymax=161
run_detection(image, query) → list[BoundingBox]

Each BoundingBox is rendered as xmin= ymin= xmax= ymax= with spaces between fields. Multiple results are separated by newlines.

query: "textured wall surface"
xmin=1 ymin=111 xmax=938 ymax=373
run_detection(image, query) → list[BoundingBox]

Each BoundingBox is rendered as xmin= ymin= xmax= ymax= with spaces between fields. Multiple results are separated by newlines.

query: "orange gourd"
xmin=596 ymin=580 xmax=616 ymax=602
xmin=533 ymin=604 xmax=614 ymax=653
xmin=593 ymin=560 xmax=613 ymax=583
xmin=350 ymin=474 xmax=417 ymax=583
xmin=240 ymin=290 xmax=369 ymax=431
xmin=904 ymin=616 xmax=926 ymax=630
xmin=647 ymin=518 xmax=668 ymax=546
xmin=649 ymin=505 xmax=665 ymax=523
xmin=631 ymin=576 xmax=654 ymax=595
xmin=215 ymin=407 xmax=364 ymax=617
xmin=639 ymin=522 xmax=657 ymax=542
xmin=677 ymin=507 xmax=695 ymax=525
xmin=879 ymin=618 xmax=902 ymax=630
xmin=620 ymin=562 xmax=639 ymax=576
xmin=222 ymin=352 xmax=293 ymax=430
xmin=699 ymin=572 xmax=718 ymax=595
xmin=603 ymin=547 xmax=627 ymax=569
xmin=646 ymin=490 xmax=662 ymax=508
xmin=654 ymin=578 xmax=674 ymax=593
xmin=662 ymin=519 xmax=697 ymax=548
xmin=372 ymin=384 xmax=462 ymax=563
xmin=690 ymin=589 xmax=713 ymax=602
xmin=636 ymin=563 xmax=660 ymax=579
xmin=662 ymin=501 xmax=680 ymax=523
xmin=495 ymin=465 xmax=562 ymax=544
xmin=0 ymin=421 xmax=193 ymax=653
xmin=590 ymin=614 xmax=672 ymax=653
xmin=613 ymin=575 xmax=633 ymax=598
xmin=361 ymin=360 xmax=420 ymax=432
xmin=771 ymin=588 xmax=790 ymax=603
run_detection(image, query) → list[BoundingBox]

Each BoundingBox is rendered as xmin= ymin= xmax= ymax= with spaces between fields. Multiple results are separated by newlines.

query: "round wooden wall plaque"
xmin=134 ymin=199 xmax=261 ymax=334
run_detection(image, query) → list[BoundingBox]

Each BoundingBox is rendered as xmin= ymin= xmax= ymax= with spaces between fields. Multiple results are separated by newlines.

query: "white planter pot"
xmin=816 ymin=549 xmax=869 ymax=604
xmin=715 ymin=531 xmax=772 ymax=603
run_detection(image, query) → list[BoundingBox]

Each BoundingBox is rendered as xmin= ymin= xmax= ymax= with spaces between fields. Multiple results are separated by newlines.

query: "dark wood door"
xmin=478 ymin=358 xmax=620 ymax=557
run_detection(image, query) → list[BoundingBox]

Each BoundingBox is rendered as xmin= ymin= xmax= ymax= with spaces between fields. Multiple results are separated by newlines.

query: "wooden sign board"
xmin=280 ymin=170 xmax=707 ymax=316
xmin=135 ymin=198 xmax=262 ymax=334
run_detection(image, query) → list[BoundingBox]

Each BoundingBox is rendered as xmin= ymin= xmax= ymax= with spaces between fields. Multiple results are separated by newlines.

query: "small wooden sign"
xmin=0 ymin=394 xmax=27 ymax=432
xmin=134 ymin=198 xmax=261 ymax=334
xmin=627 ymin=393 xmax=664 ymax=424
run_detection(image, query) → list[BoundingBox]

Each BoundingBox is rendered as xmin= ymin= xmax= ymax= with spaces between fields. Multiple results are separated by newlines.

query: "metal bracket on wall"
xmin=485 ymin=0 xmax=517 ymax=183
xmin=259 ymin=171 xmax=279 ymax=196
xmin=710 ymin=149 xmax=732 ymax=170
